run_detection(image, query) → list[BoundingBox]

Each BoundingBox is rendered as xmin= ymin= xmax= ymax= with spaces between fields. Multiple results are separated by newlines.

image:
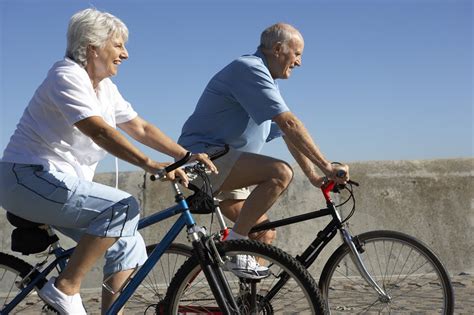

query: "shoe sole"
xmin=38 ymin=291 xmax=64 ymax=314
xmin=226 ymin=269 xmax=271 ymax=280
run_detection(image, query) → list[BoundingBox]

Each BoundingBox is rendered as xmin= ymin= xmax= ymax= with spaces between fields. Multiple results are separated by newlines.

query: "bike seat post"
xmin=44 ymin=225 xmax=61 ymax=250
xmin=213 ymin=201 xmax=229 ymax=239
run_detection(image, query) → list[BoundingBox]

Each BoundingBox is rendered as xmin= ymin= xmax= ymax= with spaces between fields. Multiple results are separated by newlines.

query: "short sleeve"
xmin=47 ymin=69 xmax=101 ymax=125
xmin=107 ymin=80 xmax=138 ymax=124
xmin=231 ymin=62 xmax=289 ymax=125
xmin=266 ymin=122 xmax=284 ymax=142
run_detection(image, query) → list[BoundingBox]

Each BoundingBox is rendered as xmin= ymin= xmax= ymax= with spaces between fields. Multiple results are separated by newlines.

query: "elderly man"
xmin=178 ymin=23 xmax=349 ymax=278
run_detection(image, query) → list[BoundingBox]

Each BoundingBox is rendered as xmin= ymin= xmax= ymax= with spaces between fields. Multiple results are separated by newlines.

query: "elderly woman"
xmin=0 ymin=8 xmax=215 ymax=314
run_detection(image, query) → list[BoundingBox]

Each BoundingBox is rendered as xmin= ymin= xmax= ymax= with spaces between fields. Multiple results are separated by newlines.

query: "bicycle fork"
xmin=187 ymin=226 xmax=240 ymax=314
xmin=340 ymin=228 xmax=392 ymax=302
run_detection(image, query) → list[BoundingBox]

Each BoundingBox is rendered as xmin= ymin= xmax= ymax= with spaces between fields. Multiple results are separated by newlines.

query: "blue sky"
xmin=1 ymin=0 xmax=472 ymax=173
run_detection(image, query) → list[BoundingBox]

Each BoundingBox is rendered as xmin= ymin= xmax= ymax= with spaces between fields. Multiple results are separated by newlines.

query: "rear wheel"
xmin=165 ymin=239 xmax=327 ymax=314
xmin=319 ymin=230 xmax=454 ymax=314
xmin=0 ymin=252 xmax=47 ymax=314
xmin=126 ymin=243 xmax=193 ymax=314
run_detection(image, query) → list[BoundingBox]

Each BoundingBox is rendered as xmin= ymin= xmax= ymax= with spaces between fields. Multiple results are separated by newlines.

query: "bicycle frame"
xmin=248 ymin=181 xmax=390 ymax=300
xmin=1 ymin=181 xmax=238 ymax=315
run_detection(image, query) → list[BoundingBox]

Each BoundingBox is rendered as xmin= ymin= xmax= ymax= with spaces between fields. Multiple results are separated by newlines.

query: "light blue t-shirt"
xmin=178 ymin=49 xmax=289 ymax=154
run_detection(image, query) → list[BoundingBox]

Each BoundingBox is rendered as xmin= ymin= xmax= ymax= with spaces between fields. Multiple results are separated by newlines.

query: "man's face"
xmin=272 ymin=36 xmax=304 ymax=79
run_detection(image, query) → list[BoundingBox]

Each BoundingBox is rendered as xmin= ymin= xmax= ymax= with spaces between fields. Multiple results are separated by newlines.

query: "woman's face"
xmin=90 ymin=35 xmax=128 ymax=79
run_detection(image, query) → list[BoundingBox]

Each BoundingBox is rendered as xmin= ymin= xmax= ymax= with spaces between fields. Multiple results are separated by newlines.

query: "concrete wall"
xmin=1 ymin=158 xmax=472 ymax=288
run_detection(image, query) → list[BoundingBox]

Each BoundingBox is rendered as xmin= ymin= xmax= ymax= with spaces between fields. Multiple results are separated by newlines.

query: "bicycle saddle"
xmin=6 ymin=211 xmax=44 ymax=228
xmin=6 ymin=212 xmax=58 ymax=255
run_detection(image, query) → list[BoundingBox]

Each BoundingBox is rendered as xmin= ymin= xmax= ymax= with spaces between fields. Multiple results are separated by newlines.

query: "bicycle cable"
xmin=335 ymin=183 xmax=356 ymax=224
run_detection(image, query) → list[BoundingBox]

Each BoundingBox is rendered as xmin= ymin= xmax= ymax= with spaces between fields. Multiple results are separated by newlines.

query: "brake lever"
xmin=331 ymin=180 xmax=360 ymax=193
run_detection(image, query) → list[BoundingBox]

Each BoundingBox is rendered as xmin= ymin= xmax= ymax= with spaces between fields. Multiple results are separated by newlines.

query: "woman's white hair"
xmin=259 ymin=23 xmax=302 ymax=53
xmin=66 ymin=8 xmax=128 ymax=67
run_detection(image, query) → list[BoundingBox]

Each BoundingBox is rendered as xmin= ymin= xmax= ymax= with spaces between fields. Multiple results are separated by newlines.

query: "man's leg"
xmin=220 ymin=198 xmax=276 ymax=244
xmin=218 ymin=152 xmax=293 ymax=237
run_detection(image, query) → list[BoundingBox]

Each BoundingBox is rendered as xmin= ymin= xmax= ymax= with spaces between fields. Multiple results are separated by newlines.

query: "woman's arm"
xmin=117 ymin=116 xmax=188 ymax=160
xmin=75 ymin=116 xmax=166 ymax=174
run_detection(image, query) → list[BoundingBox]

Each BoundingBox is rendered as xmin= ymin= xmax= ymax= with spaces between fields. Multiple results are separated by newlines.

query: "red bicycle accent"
xmin=321 ymin=181 xmax=336 ymax=203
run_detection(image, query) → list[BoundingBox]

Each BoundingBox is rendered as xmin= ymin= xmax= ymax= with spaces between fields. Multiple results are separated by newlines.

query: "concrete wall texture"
xmin=1 ymin=158 xmax=472 ymax=288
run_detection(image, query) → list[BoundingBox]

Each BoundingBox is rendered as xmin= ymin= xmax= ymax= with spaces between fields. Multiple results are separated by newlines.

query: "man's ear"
xmin=273 ymin=41 xmax=283 ymax=57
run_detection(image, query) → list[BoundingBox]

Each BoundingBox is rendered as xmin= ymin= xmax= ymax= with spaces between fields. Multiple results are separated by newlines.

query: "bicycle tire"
xmin=0 ymin=252 xmax=47 ymax=314
xmin=164 ymin=239 xmax=327 ymax=314
xmin=125 ymin=242 xmax=193 ymax=314
xmin=319 ymin=230 xmax=454 ymax=314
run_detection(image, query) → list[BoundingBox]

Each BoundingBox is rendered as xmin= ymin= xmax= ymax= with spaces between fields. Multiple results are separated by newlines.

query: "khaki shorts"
xmin=215 ymin=187 xmax=251 ymax=202
xmin=191 ymin=147 xmax=251 ymax=202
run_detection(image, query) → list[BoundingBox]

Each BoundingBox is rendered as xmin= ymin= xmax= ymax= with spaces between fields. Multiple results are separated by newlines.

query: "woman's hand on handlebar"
xmin=146 ymin=161 xmax=189 ymax=185
xmin=188 ymin=152 xmax=218 ymax=175
xmin=147 ymin=152 xmax=217 ymax=187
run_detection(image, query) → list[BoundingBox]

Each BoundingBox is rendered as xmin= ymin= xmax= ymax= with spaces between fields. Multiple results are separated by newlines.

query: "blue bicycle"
xmin=0 ymin=152 xmax=326 ymax=314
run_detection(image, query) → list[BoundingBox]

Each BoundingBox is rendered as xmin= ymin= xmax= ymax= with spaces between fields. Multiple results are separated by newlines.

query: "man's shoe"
xmin=225 ymin=255 xmax=270 ymax=279
xmin=38 ymin=277 xmax=87 ymax=315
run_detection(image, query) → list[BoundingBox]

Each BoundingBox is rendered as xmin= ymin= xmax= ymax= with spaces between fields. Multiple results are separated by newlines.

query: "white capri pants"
xmin=0 ymin=162 xmax=147 ymax=276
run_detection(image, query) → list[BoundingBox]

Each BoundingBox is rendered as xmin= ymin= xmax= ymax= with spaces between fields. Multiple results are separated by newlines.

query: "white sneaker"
xmin=38 ymin=277 xmax=87 ymax=315
xmin=225 ymin=255 xmax=270 ymax=279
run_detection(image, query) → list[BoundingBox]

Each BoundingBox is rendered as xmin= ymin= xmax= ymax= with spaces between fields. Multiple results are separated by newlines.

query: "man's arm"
xmin=274 ymin=111 xmax=348 ymax=184
xmin=283 ymin=135 xmax=326 ymax=187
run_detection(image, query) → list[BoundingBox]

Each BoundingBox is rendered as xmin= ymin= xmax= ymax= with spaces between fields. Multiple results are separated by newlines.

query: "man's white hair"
xmin=259 ymin=23 xmax=303 ymax=52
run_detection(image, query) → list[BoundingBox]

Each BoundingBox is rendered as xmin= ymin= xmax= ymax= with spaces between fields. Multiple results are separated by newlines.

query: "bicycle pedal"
xmin=240 ymin=277 xmax=262 ymax=284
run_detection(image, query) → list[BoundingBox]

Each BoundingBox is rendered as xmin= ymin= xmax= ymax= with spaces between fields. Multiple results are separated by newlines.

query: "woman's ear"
xmin=87 ymin=45 xmax=98 ymax=58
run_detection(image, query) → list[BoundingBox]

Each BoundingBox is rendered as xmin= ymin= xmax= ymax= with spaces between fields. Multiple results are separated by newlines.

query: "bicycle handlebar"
xmin=150 ymin=152 xmax=193 ymax=181
xmin=149 ymin=145 xmax=230 ymax=182
xmin=321 ymin=179 xmax=359 ymax=202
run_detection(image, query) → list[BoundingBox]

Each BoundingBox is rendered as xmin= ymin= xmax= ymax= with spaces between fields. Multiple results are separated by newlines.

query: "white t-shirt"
xmin=2 ymin=58 xmax=137 ymax=180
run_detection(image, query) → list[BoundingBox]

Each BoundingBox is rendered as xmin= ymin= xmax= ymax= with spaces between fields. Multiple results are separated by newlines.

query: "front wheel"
xmin=126 ymin=243 xmax=193 ymax=314
xmin=319 ymin=230 xmax=454 ymax=314
xmin=164 ymin=239 xmax=327 ymax=314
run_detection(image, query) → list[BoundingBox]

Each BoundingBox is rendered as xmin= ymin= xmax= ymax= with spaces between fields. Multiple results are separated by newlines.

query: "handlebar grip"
xmin=149 ymin=173 xmax=161 ymax=181
xmin=348 ymin=179 xmax=360 ymax=186
xmin=150 ymin=152 xmax=193 ymax=181
xmin=165 ymin=152 xmax=193 ymax=173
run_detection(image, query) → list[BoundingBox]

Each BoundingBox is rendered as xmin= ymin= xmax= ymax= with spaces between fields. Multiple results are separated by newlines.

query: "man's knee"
xmin=274 ymin=162 xmax=294 ymax=188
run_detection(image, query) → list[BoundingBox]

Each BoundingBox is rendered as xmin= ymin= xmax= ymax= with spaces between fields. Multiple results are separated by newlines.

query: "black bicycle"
xmin=0 ymin=152 xmax=326 ymax=314
xmin=145 ymin=172 xmax=455 ymax=314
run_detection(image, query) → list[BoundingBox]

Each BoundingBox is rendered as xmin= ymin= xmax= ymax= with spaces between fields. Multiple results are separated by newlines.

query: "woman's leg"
xmin=0 ymin=163 xmax=147 ymax=312
xmin=101 ymin=269 xmax=135 ymax=315
xmin=100 ymin=234 xmax=147 ymax=314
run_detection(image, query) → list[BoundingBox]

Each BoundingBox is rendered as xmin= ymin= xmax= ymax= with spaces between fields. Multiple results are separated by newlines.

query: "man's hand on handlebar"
xmin=187 ymin=153 xmax=218 ymax=175
xmin=327 ymin=162 xmax=349 ymax=185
